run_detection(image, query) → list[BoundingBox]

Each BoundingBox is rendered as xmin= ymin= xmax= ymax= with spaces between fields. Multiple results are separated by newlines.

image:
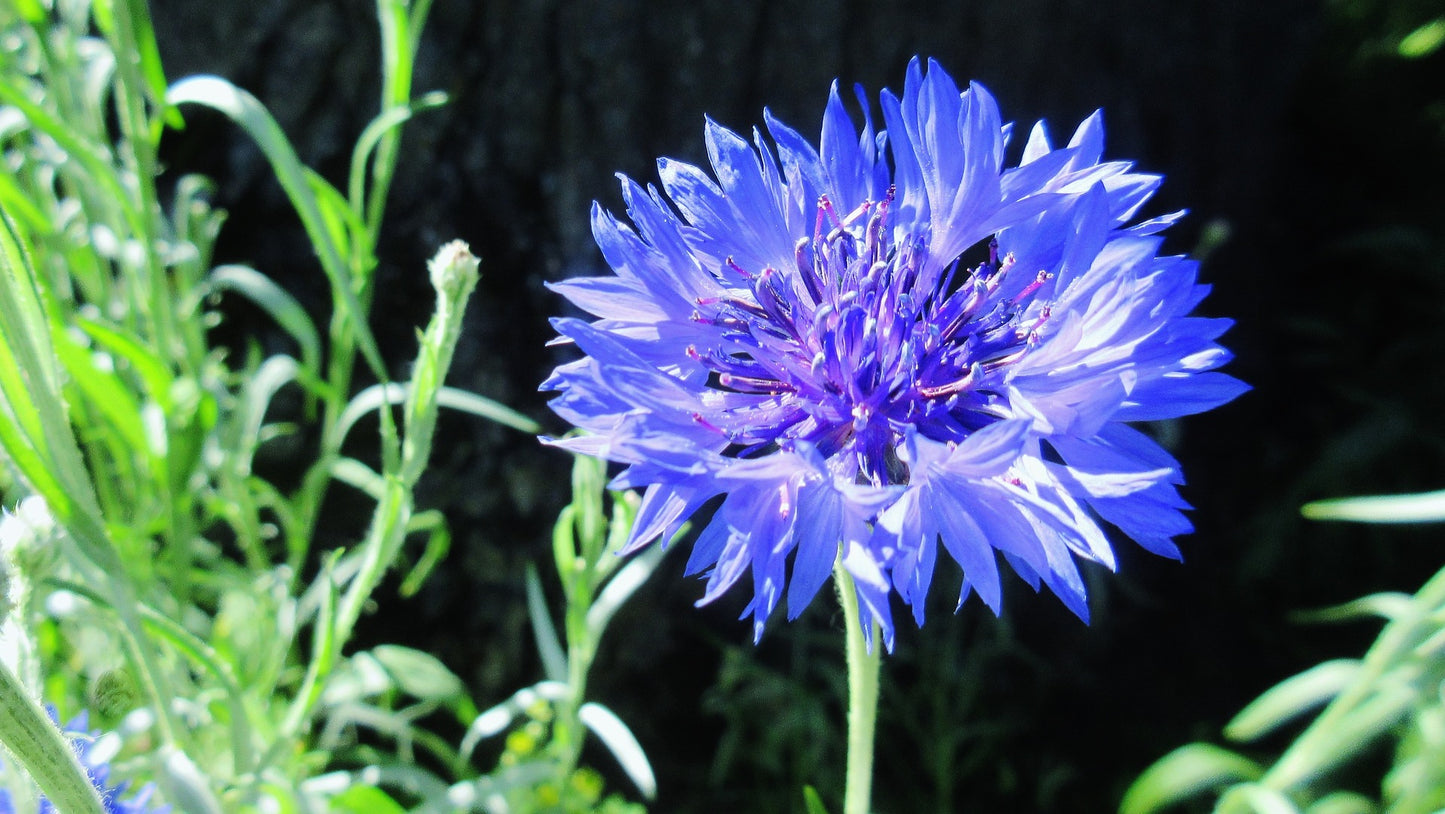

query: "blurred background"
xmin=147 ymin=0 xmax=1445 ymax=810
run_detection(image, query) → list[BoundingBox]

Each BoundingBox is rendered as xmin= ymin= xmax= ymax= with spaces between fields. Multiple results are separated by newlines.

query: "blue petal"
xmin=929 ymin=484 xmax=1003 ymax=614
xmin=787 ymin=482 xmax=843 ymax=619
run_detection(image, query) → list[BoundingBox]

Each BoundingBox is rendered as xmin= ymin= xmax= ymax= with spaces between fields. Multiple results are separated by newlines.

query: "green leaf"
xmin=369 ymin=644 xmax=464 ymax=703
xmin=155 ymin=745 xmax=224 ymax=814
xmin=436 ymin=386 xmax=540 ymax=433
xmin=0 ymin=171 xmax=49 ymax=233
xmin=51 ymin=332 xmax=149 ymax=462
xmin=347 ymin=93 xmax=448 ymax=228
xmin=0 ymin=77 xmax=134 ymax=230
xmin=280 ymin=555 xmax=340 ymax=739
xmin=75 ymin=315 xmax=174 ymax=410
xmin=327 ymin=785 xmax=406 ymax=814
xmin=803 ymin=786 xmax=832 ymax=814
xmin=398 ymin=510 xmax=450 ymax=598
xmin=1119 ymin=743 xmax=1263 ymax=814
xmin=209 ymin=265 xmax=321 ymax=378
xmin=336 ymin=383 xmax=537 ymax=449
xmin=1268 ymin=682 xmax=1417 ymax=790
xmin=1398 ymin=18 xmax=1445 ymax=58
xmin=330 ymin=457 xmax=386 ymax=502
xmin=0 ymin=206 xmax=106 ymax=538
xmin=305 ymin=166 xmax=365 ymax=281
xmin=1217 ymin=784 xmax=1302 ymax=814
xmin=578 ymin=701 xmax=656 ymax=800
xmin=1292 ymin=593 xmax=1414 ymax=625
xmin=166 ymin=75 xmax=386 ymax=378
xmin=525 ymin=563 xmax=568 ymax=683
xmin=1304 ymin=791 xmax=1376 ymax=814
xmin=1301 ymin=490 xmax=1445 ymax=524
xmin=1225 ymin=660 xmax=1361 ymax=742
xmin=11 ymin=0 xmax=44 ymax=23
xmin=114 ymin=0 xmax=180 ymax=128
xmin=232 ymin=355 xmax=302 ymax=476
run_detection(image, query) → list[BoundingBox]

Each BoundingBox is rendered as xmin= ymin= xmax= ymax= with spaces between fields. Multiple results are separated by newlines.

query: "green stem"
xmin=835 ymin=560 xmax=881 ymax=814
xmin=554 ymin=582 xmax=595 ymax=777
xmin=0 ymin=659 xmax=106 ymax=814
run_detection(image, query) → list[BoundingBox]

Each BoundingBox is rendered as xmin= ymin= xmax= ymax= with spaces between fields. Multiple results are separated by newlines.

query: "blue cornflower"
xmin=0 ymin=709 xmax=166 ymax=814
xmin=542 ymin=58 xmax=1246 ymax=650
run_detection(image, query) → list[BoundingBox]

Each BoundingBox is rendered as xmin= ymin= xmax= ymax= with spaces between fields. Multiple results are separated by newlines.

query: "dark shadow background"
xmin=149 ymin=0 xmax=1445 ymax=811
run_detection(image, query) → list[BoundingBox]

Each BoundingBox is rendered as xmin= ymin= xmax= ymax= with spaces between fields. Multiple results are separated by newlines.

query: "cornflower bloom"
xmin=542 ymin=58 xmax=1246 ymax=649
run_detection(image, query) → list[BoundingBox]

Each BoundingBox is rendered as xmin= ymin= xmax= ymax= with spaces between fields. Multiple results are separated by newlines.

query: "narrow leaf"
xmin=803 ymin=786 xmax=832 ymax=814
xmin=1302 ymin=490 xmax=1445 ymax=524
xmin=1225 ymin=660 xmax=1362 ymax=742
xmin=436 ymin=386 xmax=540 ymax=433
xmin=398 ymin=510 xmax=451 ymax=598
xmin=209 ymin=265 xmax=321 ymax=377
xmin=167 ymin=76 xmax=386 ymax=378
xmin=1218 ymin=784 xmax=1302 ymax=814
xmin=1119 ymin=743 xmax=1263 ymax=814
xmin=1398 ymin=18 xmax=1445 ymax=58
xmin=1292 ymin=593 xmax=1414 ymax=625
xmin=1304 ymin=791 xmax=1376 ymax=814
xmin=330 ymin=458 xmax=387 ymax=502
xmin=525 ymin=564 xmax=568 ymax=683
xmin=327 ymin=785 xmax=407 ymax=814
xmin=578 ymin=702 xmax=657 ymax=800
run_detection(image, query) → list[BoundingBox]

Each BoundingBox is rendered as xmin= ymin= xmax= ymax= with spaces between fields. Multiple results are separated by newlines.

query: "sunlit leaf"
xmin=1268 ymin=682 xmax=1417 ymax=790
xmin=1119 ymin=743 xmax=1263 ymax=814
xmin=370 ymin=644 xmax=464 ymax=703
xmin=398 ymin=510 xmax=451 ymax=598
xmin=1225 ymin=660 xmax=1361 ymax=742
xmin=209 ymin=265 xmax=321 ymax=378
xmin=578 ymin=701 xmax=657 ymax=800
xmin=167 ymin=75 xmax=386 ymax=378
xmin=1304 ymin=791 xmax=1377 ymax=814
xmin=803 ymin=786 xmax=832 ymax=814
xmin=327 ymin=785 xmax=406 ymax=814
xmin=1301 ymin=490 xmax=1445 ymax=524
xmin=1218 ymin=783 xmax=1302 ymax=814
xmin=0 ymin=662 xmax=107 ymax=814
xmin=1398 ymin=18 xmax=1445 ymax=58
xmin=1292 ymin=593 xmax=1414 ymax=625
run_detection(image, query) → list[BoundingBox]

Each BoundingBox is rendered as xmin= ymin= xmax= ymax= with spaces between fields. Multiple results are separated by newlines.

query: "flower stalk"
xmin=836 ymin=560 xmax=881 ymax=814
xmin=0 ymin=661 xmax=107 ymax=814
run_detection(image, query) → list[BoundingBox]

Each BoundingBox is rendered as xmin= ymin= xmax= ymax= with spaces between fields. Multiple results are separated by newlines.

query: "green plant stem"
xmin=553 ymin=581 xmax=596 ymax=779
xmin=0 ymin=660 xmax=106 ymax=814
xmin=835 ymin=560 xmax=881 ymax=814
xmin=278 ymin=243 xmax=477 ymax=743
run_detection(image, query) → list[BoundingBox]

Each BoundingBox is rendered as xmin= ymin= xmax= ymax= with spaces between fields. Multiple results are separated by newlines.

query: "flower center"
xmin=690 ymin=192 xmax=1052 ymax=484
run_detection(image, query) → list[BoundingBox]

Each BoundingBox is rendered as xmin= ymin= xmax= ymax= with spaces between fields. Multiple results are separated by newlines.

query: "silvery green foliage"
xmin=1122 ymin=498 xmax=1445 ymax=814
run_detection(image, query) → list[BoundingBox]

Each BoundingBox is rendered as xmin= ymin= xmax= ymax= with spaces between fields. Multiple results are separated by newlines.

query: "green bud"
xmin=427 ymin=240 xmax=480 ymax=304
xmin=88 ymin=669 xmax=140 ymax=719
